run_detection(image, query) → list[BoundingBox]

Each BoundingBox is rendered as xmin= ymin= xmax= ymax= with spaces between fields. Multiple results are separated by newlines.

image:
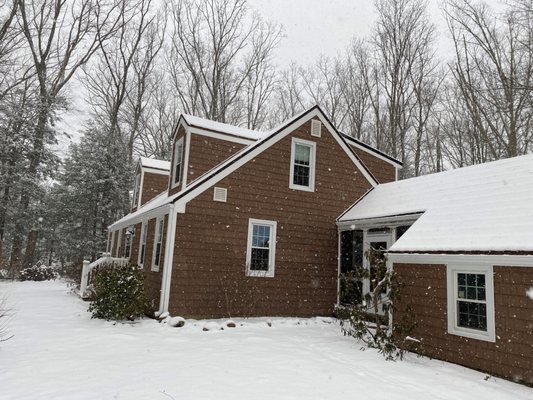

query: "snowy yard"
xmin=0 ymin=281 xmax=531 ymax=400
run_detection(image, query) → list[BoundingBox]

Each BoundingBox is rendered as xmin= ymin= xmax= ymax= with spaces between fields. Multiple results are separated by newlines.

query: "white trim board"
xmin=343 ymin=136 xmax=403 ymax=168
xmin=388 ymin=253 xmax=533 ymax=267
xmin=189 ymin=127 xmax=255 ymax=145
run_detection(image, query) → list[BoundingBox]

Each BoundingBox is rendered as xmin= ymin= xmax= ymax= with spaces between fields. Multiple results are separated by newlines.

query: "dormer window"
xmin=172 ymin=138 xmax=184 ymax=187
xmin=289 ymin=137 xmax=316 ymax=192
xmin=132 ymin=173 xmax=141 ymax=208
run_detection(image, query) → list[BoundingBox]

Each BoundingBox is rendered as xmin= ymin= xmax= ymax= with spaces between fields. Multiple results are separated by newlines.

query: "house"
xmin=338 ymin=154 xmax=533 ymax=384
xmin=105 ymin=105 xmax=400 ymax=319
xmin=99 ymin=105 xmax=532 ymax=384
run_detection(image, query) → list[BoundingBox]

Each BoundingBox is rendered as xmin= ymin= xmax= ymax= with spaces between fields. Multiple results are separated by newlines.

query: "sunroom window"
xmin=290 ymin=138 xmax=316 ymax=192
xmin=138 ymin=221 xmax=148 ymax=268
xmin=246 ymin=219 xmax=277 ymax=277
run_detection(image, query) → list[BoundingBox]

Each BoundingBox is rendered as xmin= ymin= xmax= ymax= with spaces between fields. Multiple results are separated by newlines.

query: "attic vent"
xmin=311 ymin=119 xmax=321 ymax=137
xmin=213 ymin=187 xmax=227 ymax=202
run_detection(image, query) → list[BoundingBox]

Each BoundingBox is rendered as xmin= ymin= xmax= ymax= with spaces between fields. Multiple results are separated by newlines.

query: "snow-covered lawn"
xmin=0 ymin=281 xmax=531 ymax=400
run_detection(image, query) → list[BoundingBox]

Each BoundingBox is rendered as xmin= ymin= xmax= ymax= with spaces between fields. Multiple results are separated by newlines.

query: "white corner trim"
xmin=245 ymin=218 xmax=277 ymax=278
xmin=289 ymin=137 xmax=316 ymax=192
xmin=158 ymin=204 xmax=178 ymax=315
xmin=446 ymin=264 xmax=496 ymax=342
xmin=388 ymin=253 xmax=533 ymax=267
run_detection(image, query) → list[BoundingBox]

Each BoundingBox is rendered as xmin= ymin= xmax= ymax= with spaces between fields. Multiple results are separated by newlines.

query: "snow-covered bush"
xmin=336 ymin=248 xmax=418 ymax=361
xmin=19 ymin=264 xmax=57 ymax=281
xmin=88 ymin=263 xmax=148 ymax=321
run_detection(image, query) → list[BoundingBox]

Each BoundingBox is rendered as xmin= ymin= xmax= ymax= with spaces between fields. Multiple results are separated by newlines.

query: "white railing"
xmin=80 ymin=253 xmax=128 ymax=299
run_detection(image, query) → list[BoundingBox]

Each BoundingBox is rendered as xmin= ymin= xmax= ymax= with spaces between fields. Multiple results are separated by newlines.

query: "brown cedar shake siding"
xmin=140 ymin=171 xmax=169 ymax=206
xmin=348 ymin=145 xmax=396 ymax=183
xmin=394 ymin=263 xmax=533 ymax=384
xmin=168 ymin=126 xmax=247 ymax=196
xmin=167 ymin=119 xmax=374 ymax=318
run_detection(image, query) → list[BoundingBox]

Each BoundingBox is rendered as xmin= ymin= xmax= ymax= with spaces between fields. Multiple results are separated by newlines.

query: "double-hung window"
xmin=173 ymin=138 xmax=184 ymax=187
xmin=246 ymin=219 xmax=277 ymax=277
xmin=152 ymin=217 xmax=165 ymax=272
xmin=289 ymin=138 xmax=316 ymax=192
xmin=117 ymin=229 xmax=122 ymax=257
xmin=447 ymin=264 xmax=495 ymax=342
xmin=138 ymin=221 xmax=148 ymax=268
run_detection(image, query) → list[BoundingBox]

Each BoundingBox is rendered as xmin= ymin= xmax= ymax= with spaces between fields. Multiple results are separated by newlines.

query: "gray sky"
xmin=248 ymin=0 xmax=506 ymax=67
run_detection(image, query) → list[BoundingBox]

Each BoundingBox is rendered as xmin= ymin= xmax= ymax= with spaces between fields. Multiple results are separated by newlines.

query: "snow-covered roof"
xmin=182 ymin=114 xmax=264 ymax=140
xmin=339 ymin=153 xmax=533 ymax=253
xmin=139 ymin=157 xmax=170 ymax=171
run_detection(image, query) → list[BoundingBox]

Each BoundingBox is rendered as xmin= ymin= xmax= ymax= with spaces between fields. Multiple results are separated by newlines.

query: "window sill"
xmin=289 ymin=183 xmax=315 ymax=192
xmin=447 ymin=326 xmax=495 ymax=343
xmin=246 ymin=270 xmax=275 ymax=278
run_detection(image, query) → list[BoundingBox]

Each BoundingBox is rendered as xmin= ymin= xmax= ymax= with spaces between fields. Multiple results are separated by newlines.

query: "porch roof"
xmin=338 ymin=153 xmax=533 ymax=253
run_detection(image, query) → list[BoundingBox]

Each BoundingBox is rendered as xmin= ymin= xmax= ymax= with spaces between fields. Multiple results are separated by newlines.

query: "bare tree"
xmin=445 ymin=0 xmax=533 ymax=161
xmin=167 ymin=0 xmax=282 ymax=127
xmin=12 ymin=0 xmax=121 ymax=271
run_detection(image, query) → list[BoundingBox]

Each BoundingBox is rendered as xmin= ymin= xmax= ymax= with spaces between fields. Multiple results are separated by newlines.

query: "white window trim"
xmin=289 ymin=137 xmax=316 ymax=192
xmin=246 ymin=218 xmax=277 ymax=278
xmin=137 ymin=220 xmax=148 ymax=268
xmin=446 ymin=264 xmax=495 ymax=343
xmin=171 ymin=138 xmax=184 ymax=189
xmin=152 ymin=217 xmax=165 ymax=272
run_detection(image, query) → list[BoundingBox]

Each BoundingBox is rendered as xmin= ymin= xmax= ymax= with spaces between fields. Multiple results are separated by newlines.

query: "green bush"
xmin=88 ymin=263 xmax=148 ymax=321
xmin=20 ymin=264 xmax=57 ymax=281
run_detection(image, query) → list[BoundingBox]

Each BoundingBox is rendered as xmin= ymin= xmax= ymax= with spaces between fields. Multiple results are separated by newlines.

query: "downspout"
xmin=157 ymin=203 xmax=178 ymax=316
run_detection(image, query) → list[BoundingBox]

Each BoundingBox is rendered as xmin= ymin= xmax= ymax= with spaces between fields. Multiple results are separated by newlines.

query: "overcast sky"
xmin=248 ymin=0 xmax=505 ymax=67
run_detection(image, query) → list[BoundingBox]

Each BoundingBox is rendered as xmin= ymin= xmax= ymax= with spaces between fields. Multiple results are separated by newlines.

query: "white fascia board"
xmin=345 ymin=138 xmax=403 ymax=168
xmin=336 ymin=214 xmax=421 ymax=231
xmin=108 ymin=204 xmax=171 ymax=231
xmin=189 ymin=127 xmax=255 ymax=145
xmin=142 ymin=167 xmax=170 ymax=176
xmin=388 ymin=253 xmax=533 ymax=267
xmin=174 ymin=108 xmax=377 ymax=208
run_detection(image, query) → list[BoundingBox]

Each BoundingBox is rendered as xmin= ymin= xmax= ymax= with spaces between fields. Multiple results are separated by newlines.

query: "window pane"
xmin=457 ymin=300 xmax=487 ymax=331
xmin=294 ymin=144 xmax=310 ymax=165
xmin=154 ymin=243 xmax=161 ymax=266
xmin=458 ymin=273 xmax=466 ymax=286
xmin=251 ymin=248 xmax=269 ymax=271
xmin=293 ymin=164 xmax=310 ymax=186
xmin=252 ymin=225 xmax=271 ymax=248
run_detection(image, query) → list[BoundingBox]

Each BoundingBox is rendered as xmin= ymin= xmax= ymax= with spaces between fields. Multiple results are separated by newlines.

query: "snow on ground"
xmin=0 ymin=281 xmax=531 ymax=400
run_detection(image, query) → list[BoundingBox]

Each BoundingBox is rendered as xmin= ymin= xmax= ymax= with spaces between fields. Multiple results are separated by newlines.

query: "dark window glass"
xmin=250 ymin=224 xmax=271 ymax=271
xmin=293 ymin=143 xmax=311 ymax=187
xmin=396 ymin=225 xmax=410 ymax=239
xmin=339 ymin=230 xmax=364 ymax=306
xmin=369 ymin=241 xmax=387 ymax=293
xmin=457 ymin=273 xmax=487 ymax=331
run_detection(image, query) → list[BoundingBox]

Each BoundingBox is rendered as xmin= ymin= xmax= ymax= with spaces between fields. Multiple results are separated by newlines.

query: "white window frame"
xmin=289 ymin=137 xmax=316 ymax=192
xmin=137 ymin=220 xmax=148 ymax=268
xmin=132 ymin=173 xmax=141 ymax=209
xmin=446 ymin=264 xmax=495 ymax=342
xmin=152 ymin=217 xmax=165 ymax=272
xmin=171 ymin=138 xmax=184 ymax=189
xmin=246 ymin=218 xmax=277 ymax=278
xmin=124 ymin=226 xmax=134 ymax=259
